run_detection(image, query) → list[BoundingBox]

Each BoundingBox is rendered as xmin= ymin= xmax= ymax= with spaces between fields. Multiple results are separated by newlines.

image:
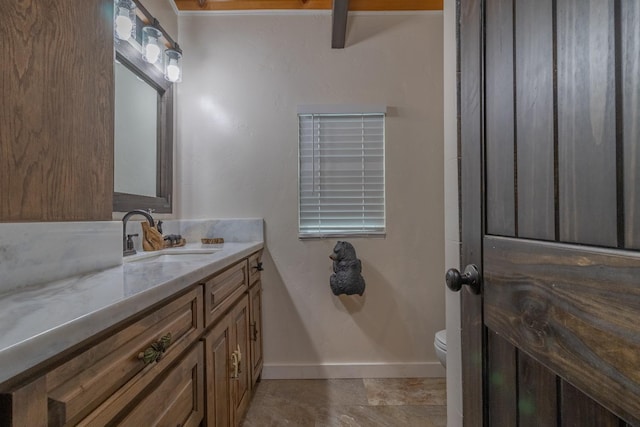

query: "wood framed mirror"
xmin=113 ymin=4 xmax=175 ymax=213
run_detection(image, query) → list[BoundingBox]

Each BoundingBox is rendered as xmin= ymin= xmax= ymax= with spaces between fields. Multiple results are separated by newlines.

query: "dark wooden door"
xmin=457 ymin=0 xmax=640 ymax=426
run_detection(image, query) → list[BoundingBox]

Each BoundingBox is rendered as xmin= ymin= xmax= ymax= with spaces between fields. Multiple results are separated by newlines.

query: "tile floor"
xmin=241 ymin=378 xmax=447 ymax=427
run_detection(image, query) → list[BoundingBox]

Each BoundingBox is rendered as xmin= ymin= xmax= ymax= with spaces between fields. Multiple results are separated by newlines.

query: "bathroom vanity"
xmin=0 ymin=238 xmax=264 ymax=427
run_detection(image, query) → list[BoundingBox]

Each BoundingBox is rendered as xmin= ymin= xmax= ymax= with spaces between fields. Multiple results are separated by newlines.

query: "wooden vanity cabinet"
xmin=113 ymin=341 xmax=205 ymax=427
xmin=50 ymin=286 xmax=204 ymax=426
xmin=0 ymin=251 xmax=265 ymax=427
xmin=202 ymin=258 xmax=252 ymax=427
xmin=0 ymin=285 xmax=204 ymax=427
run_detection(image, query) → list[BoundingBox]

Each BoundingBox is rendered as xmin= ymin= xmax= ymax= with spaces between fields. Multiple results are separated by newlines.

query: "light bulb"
xmin=115 ymin=14 xmax=133 ymax=40
xmin=166 ymin=63 xmax=180 ymax=82
xmin=145 ymin=43 xmax=161 ymax=64
xmin=114 ymin=0 xmax=136 ymax=41
xmin=164 ymin=49 xmax=182 ymax=83
xmin=142 ymin=26 xmax=163 ymax=64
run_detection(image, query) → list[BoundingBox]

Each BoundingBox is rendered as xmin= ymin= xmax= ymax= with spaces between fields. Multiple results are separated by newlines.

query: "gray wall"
xmin=176 ymin=12 xmax=446 ymax=378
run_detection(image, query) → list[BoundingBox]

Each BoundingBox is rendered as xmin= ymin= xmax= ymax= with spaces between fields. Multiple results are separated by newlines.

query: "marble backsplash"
xmin=0 ymin=222 xmax=122 ymax=294
xmin=0 ymin=219 xmax=264 ymax=295
xmin=161 ymin=218 xmax=264 ymax=243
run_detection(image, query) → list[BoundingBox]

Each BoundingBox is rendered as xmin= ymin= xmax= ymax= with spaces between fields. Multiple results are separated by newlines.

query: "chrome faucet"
xmin=122 ymin=209 xmax=156 ymax=256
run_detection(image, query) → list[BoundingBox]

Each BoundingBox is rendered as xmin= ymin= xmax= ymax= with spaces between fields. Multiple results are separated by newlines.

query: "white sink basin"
xmin=125 ymin=249 xmax=221 ymax=264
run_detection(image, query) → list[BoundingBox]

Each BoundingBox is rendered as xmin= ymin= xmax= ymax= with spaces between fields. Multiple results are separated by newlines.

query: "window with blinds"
xmin=298 ymin=110 xmax=386 ymax=238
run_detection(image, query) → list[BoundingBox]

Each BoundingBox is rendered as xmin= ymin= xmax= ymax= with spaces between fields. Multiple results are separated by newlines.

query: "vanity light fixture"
xmin=114 ymin=0 xmax=182 ymax=84
xmin=164 ymin=48 xmax=182 ymax=83
xmin=142 ymin=25 xmax=163 ymax=65
xmin=114 ymin=0 xmax=136 ymax=41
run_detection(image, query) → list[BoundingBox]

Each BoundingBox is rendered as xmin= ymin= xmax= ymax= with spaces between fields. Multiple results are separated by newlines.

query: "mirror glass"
xmin=114 ymin=61 xmax=157 ymax=197
xmin=113 ymin=31 xmax=174 ymax=213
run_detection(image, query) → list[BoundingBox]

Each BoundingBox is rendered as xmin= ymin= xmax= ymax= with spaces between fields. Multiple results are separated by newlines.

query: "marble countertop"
xmin=0 ymin=241 xmax=263 ymax=386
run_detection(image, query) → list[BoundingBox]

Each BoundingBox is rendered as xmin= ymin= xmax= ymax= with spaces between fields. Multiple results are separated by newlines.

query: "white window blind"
xmin=298 ymin=112 xmax=385 ymax=238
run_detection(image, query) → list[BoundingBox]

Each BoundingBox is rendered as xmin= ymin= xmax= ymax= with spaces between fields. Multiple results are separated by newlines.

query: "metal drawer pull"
xmin=138 ymin=333 xmax=172 ymax=365
xmin=231 ymin=350 xmax=239 ymax=379
xmin=231 ymin=345 xmax=242 ymax=379
xmin=251 ymin=322 xmax=258 ymax=341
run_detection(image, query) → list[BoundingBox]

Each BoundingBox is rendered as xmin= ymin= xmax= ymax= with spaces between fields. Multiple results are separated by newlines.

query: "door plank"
xmin=557 ymin=0 xmax=617 ymax=247
xmin=515 ymin=0 xmax=555 ymax=241
xmin=487 ymin=332 xmax=517 ymax=427
xmin=560 ymin=380 xmax=621 ymax=427
xmin=484 ymin=235 xmax=640 ymax=425
xmin=622 ymin=0 xmax=640 ymax=249
xmin=459 ymin=0 xmax=485 ymax=424
xmin=485 ymin=0 xmax=515 ymax=237
xmin=518 ymin=351 xmax=557 ymax=427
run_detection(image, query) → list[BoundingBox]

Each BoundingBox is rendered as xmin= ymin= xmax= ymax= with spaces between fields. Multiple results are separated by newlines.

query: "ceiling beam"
xmin=331 ymin=0 xmax=349 ymax=49
xmin=174 ymin=0 xmax=443 ymax=11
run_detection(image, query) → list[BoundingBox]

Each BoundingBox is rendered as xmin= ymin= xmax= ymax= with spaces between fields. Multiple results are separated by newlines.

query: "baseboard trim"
xmin=261 ymin=362 xmax=445 ymax=379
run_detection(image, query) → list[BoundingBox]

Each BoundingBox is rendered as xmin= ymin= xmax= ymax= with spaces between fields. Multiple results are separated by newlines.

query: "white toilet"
xmin=434 ymin=329 xmax=447 ymax=368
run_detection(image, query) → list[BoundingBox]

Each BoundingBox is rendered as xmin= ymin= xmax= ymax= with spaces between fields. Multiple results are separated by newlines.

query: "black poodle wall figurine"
xmin=329 ymin=241 xmax=366 ymax=296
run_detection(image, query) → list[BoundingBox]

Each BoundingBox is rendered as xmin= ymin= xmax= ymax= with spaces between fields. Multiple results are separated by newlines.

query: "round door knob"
xmin=445 ymin=264 xmax=481 ymax=294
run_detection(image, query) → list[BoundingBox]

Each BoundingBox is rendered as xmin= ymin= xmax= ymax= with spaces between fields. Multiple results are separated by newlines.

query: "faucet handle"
xmin=126 ymin=233 xmax=139 ymax=251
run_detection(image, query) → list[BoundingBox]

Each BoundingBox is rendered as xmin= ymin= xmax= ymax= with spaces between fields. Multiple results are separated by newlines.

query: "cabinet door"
xmin=203 ymin=319 xmax=232 ymax=427
xmin=230 ymin=296 xmax=250 ymax=427
xmin=249 ymin=281 xmax=263 ymax=386
xmin=115 ymin=341 xmax=205 ymax=427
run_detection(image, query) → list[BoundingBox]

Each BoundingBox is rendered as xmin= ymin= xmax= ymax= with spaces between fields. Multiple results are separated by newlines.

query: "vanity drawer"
xmin=47 ymin=286 xmax=203 ymax=427
xmin=247 ymin=250 xmax=263 ymax=286
xmin=114 ymin=341 xmax=204 ymax=427
xmin=204 ymin=260 xmax=248 ymax=327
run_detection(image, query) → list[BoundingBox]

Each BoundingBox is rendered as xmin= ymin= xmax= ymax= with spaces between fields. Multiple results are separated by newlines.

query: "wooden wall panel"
xmin=515 ymin=0 xmax=555 ymax=241
xmin=484 ymin=236 xmax=640 ymax=425
xmin=484 ymin=0 xmax=516 ymax=237
xmin=0 ymin=0 xmax=114 ymax=221
xmin=622 ymin=0 xmax=640 ymax=249
xmin=487 ymin=332 xmax=517 ymax=427
xmin=517 ymin=351 xmax=557 ymax=427
xmin=556 ymin=0 xmax=617 ymax=247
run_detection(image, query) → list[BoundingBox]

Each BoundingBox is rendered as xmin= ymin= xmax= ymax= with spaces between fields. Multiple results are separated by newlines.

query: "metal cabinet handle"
xmin=252 ymin=262 xmax=264 ymax=271
xmin=250 ymin=322 xmax=258 ymax=341
xmin=231 ymin=345 xmax=242 ymax=379
xmin=231 ymin=351 xmax=239 ymax=379
xmin=138 ymin=333 xmax=172 ymax=365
